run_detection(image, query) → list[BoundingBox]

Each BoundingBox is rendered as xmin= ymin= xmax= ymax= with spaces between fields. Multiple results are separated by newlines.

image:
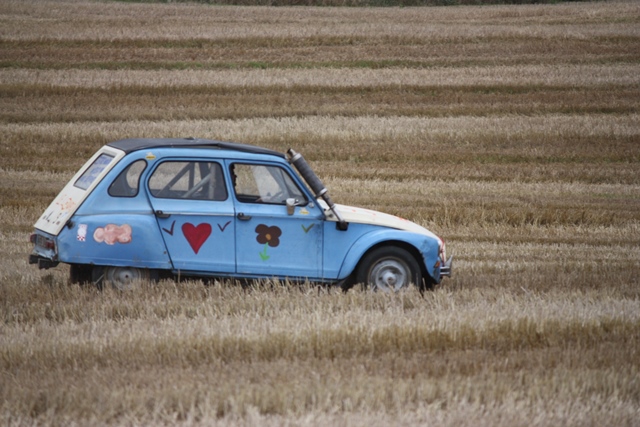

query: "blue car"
xmin=29 ymin=138 xmax=452 ymax=291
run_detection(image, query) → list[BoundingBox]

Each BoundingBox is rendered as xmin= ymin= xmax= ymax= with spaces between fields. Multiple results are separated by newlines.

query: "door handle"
xmin=155 ymin=210 xmax=171 ymax=219
xmin=237 ymin=212 xmax=252 ymax=221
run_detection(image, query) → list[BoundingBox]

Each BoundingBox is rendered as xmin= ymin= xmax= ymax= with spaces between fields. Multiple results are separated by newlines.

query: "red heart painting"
xmin=182 ymin=223 xmax=212 ymax=254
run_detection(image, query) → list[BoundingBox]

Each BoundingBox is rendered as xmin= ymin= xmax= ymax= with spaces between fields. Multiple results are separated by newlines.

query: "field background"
xmin=1 ymin=0 xmax=639 ymax=425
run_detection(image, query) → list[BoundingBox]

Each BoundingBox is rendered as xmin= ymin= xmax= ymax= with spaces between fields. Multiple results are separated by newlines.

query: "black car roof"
xmin=107 ymin=138 xmax=285 ymax=158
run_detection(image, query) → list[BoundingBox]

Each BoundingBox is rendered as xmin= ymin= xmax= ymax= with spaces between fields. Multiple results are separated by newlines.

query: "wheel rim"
xmin=368 ymin=258 xmax=410 ymax=292
xmin=104 ymin=267 xmax=147 ymax=291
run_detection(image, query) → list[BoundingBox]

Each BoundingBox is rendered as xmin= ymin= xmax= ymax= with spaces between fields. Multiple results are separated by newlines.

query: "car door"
xmin=229 ymin=161 xmax=324 ymax=280
xmin=147 ymin=159 xmax=236 ymax=274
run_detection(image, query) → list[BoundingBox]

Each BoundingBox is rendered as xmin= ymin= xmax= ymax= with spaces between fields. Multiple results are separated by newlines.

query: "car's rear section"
xmin=29 ymin=146 xmax=126 ymax=271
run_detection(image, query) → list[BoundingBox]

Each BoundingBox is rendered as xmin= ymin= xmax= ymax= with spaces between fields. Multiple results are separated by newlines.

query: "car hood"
xmin=318 ymin=201 xmax=441 ymax=242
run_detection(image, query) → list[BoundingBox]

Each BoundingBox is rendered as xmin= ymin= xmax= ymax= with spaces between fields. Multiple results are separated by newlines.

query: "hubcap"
xmin=369 ymin=259 xmax=409 ymax=292
xmin=105 ymin=267 xmax=146 ymax=291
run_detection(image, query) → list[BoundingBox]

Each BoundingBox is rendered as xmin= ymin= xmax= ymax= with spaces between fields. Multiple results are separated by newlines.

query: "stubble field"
xmin=1 ymin=1 xmax=639 ymax=425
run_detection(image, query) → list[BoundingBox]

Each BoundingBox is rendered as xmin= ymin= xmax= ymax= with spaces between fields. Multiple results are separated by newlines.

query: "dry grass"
xmin=4 ymin=65 xmax=639 ymax=87
xmin=1 ymin=1 xmax=638 ymax=41
xmin=3 ymin=84 xmax=638 ymax=124
xmin=1 ymin=276 xmax=639 ymax=425
xmin=1 ymin=1 xmax=639 ymax=426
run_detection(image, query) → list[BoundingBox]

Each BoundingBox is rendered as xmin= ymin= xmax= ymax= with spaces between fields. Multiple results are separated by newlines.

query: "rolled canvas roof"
xmin=108 ymin=138 xmax=285 ymax=158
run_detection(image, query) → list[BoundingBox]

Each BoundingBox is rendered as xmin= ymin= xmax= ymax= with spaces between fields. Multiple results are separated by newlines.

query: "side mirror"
xmin=286 ymin=198 xmax=296 ymax=215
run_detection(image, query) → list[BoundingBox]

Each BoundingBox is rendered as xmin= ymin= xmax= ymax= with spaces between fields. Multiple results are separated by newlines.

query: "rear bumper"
xmin=29 ymin=254 xmax=59 ymax=269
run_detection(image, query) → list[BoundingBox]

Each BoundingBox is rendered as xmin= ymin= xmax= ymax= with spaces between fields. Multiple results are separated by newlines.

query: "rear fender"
xmin=56 ymin=214 xmax=172 ymax=269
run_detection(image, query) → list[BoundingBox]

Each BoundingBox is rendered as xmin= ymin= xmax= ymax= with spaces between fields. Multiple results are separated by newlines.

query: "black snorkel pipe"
xmin=287 ymin=149 xmax=348 ymax=231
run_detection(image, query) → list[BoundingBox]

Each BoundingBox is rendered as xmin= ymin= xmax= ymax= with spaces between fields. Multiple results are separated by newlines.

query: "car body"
xmin=29 ymin=138 xmax=452 ymax=291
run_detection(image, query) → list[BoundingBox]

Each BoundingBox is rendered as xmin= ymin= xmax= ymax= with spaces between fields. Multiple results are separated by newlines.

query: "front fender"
xmin=336 ymin=229 xmax=441 ymax=281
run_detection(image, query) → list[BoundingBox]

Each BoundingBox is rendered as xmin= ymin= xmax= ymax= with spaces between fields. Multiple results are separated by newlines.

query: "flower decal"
xmin=255 ymin=224 xmax=282 ymax=248
xmin=93 ymin=224 xmax=132 ymax=245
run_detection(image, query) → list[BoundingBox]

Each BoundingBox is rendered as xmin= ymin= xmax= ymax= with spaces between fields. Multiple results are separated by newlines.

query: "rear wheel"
xmin=92 ymin=266 xmax=152 ymax=291
xmin=356 ymin=246 xmax=422 ymax=292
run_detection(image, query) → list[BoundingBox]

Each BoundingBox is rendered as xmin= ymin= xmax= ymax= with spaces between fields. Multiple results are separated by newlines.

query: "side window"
xmin=148 ymin=161 xmax=227 ymax=201
xmin=108 ymin=160 xmax=147 ymax=198
xmin=231 ymin=163 xmax=307 ymax=205
xmin=75 ymin=153 xmax=115 ymax=190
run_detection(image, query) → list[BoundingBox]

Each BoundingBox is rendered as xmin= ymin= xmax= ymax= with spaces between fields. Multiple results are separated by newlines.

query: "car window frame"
xmin=108 ymin=159 xmax=148 ymax=198
xmin=229 ymin=162 xmax=309 ymax=206
xmin=147 ymin=159 xmax=228 ymax=202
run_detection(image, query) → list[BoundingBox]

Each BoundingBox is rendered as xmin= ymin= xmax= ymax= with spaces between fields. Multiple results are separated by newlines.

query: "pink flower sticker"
xmin=93 ymin=224 xmax=132 ymax=245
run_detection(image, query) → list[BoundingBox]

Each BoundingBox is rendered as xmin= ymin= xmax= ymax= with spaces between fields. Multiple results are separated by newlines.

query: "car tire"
xmin=356 ymin=246 xmax=422 ymax=292
xmin=92 ymin=266 xmax=153 ymax=291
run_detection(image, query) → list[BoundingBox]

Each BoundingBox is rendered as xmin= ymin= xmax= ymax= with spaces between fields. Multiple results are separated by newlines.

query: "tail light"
xmin=30 ymin=233 xmax=56 ymax=250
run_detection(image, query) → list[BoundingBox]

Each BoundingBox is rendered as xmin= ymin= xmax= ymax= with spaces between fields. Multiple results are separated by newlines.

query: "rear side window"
xmin=108 ymin=160 xmax=147 ymax=198
xmin=149 ymin=161 xmax=227 ymax=201
xmin=74 ymin=153 xmax=115 ymax=190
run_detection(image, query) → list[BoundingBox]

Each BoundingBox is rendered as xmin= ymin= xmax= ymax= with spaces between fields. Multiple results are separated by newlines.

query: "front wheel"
xmin=356 ymin=246 xmax=422 ymax=292
xmin=92 ymin=266 xmax=152 ymax=291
